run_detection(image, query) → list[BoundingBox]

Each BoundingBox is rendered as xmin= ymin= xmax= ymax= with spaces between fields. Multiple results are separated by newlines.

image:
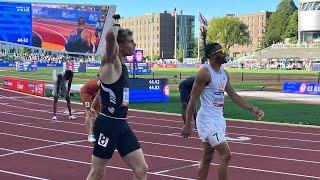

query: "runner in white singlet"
xmin=181 ymin=42 xmax=264 ymax=180
xmin=196 ymin=64 xmax=228 ymax=146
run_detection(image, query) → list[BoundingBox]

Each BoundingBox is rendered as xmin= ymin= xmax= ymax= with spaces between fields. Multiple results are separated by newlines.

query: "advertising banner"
xmin=27 ymin=80 xmax=45 ymax=96
xmin=283 ymin=82 xmax=320 ymax=95
xmin=37 ymin=63 xmax=63 ymax=67
xmin=16 ymin=80 xmax=28 ymax=93
xmin=2 ymin=76 xmax=45 ymax=97
xmin=16 ymin=61 xmax=37 ymax=72
xmin=2 ymin=77 xmax=17 ymax=90
xmin=125 ymin=63 xmax=152 ymax=75
xmin=151 ymin=64 xmax=178 ymax=68
xmin=0 ymin=62 xmax=17 ymax=67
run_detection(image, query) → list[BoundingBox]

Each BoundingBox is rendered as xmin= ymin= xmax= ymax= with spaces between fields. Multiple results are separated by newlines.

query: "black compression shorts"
xmin=92 ymin=114 xmax=141 ymax=159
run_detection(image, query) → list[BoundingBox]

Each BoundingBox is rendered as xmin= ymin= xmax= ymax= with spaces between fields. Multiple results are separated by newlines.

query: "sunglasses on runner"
xmin=211 ymin=48 xmax=226 ymax=55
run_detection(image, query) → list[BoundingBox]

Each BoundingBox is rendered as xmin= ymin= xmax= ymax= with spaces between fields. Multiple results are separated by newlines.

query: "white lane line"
xmin=126 ymin=121 xmax=320 ymax=143
xmin=1 ymin=116 xmax=320 ymax=154
xmin=1 ymin=110 xmax=320 ymax=156
xmin=4 ymin=130 xmax=320 ymax=169
xmin=1 ymin=134 xmax=319 ymax=179
xmin=0 ymin=96 xmax=35 ymax=99
xmin=0 ymin=102 xmax=318 ymax=144
xmin=0 ymin=137 xmax=87 ymax=158
xmin=0 ymin=100 xmax=85 ymax=116
xmin=1 ymin=121 xmax=320 ymax=166
xmin=14 ymin=151 xmax=194 ymax=180
xmin=128 ymin=115 xmax=320 ymax=136
xmin=1 ymin=92 xmax=319 ymax=137
xmin=0 ymin=132 xmax=78 ymax=144
xmin=153 ymin=163 xmax=198 ymax=174
xmin=0 ymin=169 xmax=49 ymax=180
xmin=0 ymin=152 xmax=18 ymax=157
xmin=0 ymin=106 xmax=319 ymax=144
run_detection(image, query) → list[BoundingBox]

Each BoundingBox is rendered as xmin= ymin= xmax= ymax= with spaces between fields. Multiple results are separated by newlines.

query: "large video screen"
xmin=0 ymin=1 xmax=111 ymax=54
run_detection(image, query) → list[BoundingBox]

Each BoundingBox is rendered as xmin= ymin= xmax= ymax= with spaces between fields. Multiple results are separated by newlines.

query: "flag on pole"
xmin=199 ymin=12 xmax=208 ymax=27
xmin=172 ymin=7 xmax=177 ymax=60
xmin=171 ymin=7 xmax=176 ymax=17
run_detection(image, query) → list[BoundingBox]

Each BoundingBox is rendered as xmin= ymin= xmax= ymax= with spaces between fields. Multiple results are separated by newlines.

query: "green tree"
xmin=207 ymin=16 xmax=250 ymax=55
xmin=151 ymin=54 xmax=160 ymax=61
xmin=176 ymin=48 xmax=183 ymax=62
xmin=146 ymin=54 xmax=160 ymax=62
xmin=191 ymin=38 xmax=198 ymax=58
xmin=262 ymin=0 xmax=297 ymax=47
xmin=284 ymin=10 xmax=298 ymax=43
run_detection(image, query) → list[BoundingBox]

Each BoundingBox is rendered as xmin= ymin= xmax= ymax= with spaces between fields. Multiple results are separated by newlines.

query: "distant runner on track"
xmin=52 ymin=69 xmax=76 ymax=121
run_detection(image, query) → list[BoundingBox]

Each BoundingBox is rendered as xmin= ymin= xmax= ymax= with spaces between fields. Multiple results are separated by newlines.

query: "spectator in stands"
xmin=51 ymin=69 xmax=76 ymax=121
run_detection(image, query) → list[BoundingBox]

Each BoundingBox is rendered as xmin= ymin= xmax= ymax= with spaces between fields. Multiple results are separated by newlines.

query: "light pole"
xmin=149 ymin=13 xmax=155 ymax=62
xmin=174 ymin=8 xmax=177 ymax=61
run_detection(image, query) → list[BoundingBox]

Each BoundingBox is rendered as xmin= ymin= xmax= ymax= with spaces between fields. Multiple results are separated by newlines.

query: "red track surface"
xmin=0 ymin=88 xmax=319 ymax=180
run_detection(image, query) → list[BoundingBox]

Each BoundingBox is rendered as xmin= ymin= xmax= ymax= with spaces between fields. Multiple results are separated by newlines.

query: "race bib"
xmin=98 ymin=133 xmax=109 ymax=147
xmin=213 ymin=91 xmax=224 ymax=108
xmin=84 ymin=102 xmax=90 ymax=108
xmin=122 ymin=88 xmax=129 ymax=106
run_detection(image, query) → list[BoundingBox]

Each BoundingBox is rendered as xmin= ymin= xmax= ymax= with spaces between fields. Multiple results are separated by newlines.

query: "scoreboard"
xmin=0 ymin=2 xmax=32 ymax=45
xmin=129 ymin=78 xmax=169 ymax=103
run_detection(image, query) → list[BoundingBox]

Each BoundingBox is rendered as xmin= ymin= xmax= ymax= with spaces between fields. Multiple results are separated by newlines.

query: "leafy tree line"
xmin=196 ymin=16 xmax=251 ymax=63
xmin=262 ymin=0 xmax=298 ymax=47
xmin=152 ymin=0 xmax=298 ymax=61
xmin=195 ymin=0 xmax=298 ymax=61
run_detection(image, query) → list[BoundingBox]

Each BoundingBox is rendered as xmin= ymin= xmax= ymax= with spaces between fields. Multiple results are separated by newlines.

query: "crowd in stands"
xmin=32 ymin=4 xmax=107 ymax=12
xmin=1 ymin=46 xmax=319 ymax=71
xmin=0 ymin=51 xmax=100 ymax=64
xmin=232 ymin=59 xmax=317 ymax=71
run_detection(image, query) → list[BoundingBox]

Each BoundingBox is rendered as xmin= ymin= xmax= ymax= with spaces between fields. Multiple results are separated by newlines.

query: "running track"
xmin=0 ymin=88 xmax=319 ymax=179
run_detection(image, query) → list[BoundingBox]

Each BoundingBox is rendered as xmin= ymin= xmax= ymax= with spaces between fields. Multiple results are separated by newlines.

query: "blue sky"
xmin=9 ymin=0 xmax=299 ymax=18
xmin=8 ymin=0 xmax=299 ymax=35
